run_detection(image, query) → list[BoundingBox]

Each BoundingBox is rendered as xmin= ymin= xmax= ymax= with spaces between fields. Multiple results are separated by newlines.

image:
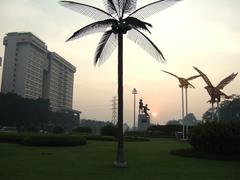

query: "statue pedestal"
xmin=138 ymin=114 xmax=150 ymax=131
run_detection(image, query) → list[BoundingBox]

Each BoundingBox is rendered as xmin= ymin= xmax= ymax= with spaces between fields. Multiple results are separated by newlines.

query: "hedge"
xmin=72 ymin=126 xmax=92 ymax=134
xmin=22 ymin=135 xmax=86 ymax=146
xmin=189 ymin=122 xmax=240 ymax=155
xmin=85 ymin=135 xmax=150 ymax=142
xmin=0 ymin=133 xmax=86 ymax=147
xmin=0 ymin=132 xmax=25 ymax=143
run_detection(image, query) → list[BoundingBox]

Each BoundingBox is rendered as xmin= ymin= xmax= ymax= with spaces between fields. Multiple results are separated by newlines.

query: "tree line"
xmin=0 ymin=93 xmax=79 ymax=132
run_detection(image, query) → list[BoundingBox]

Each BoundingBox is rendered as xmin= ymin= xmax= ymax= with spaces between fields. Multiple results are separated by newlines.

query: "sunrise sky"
xmin=0 ymin=0 xmax=239 ymax=126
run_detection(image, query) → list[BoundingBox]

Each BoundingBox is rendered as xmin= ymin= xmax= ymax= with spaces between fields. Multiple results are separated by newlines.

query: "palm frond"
xmin=125 ymin=17 xmax=152 ymax=33
xmin=111 ymin=0 xmax=137 ymax=18
xmin=103 ymin=0 xmax=118 ymax=16
xmin=127 ymin=28 xmax=165 ymax=63
xmin=193 ymin=67 xmax=213 ymax=88
xmin=122 ymin=0 xmax=137 ymax=15
xmin=59 ymin=1 xmax=114 ymax=21
xmin=66 ymin=19 xmax=117 ymax=41
xmin=216 ymin=73 xmax=238 ymax=90
xmin=103 ymin=0 xmax=124 ymax=18
xmin=94 ymin=30 xmax=117 ymax=66
xmin=128 ymin=0 xmax=180 ymax=20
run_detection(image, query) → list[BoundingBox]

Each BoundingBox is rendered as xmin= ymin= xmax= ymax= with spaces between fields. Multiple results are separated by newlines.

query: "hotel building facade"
xmin=1 ymin=32 xmax=76 ymax=111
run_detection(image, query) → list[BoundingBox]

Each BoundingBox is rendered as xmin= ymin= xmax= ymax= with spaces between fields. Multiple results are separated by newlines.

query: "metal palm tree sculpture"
xmin=60 ymin=0 xmax=180 ymax=167
xmin=161 ymin=70 xmax=200 ymax=139
xmin=193 ymin=67 xmax=238 ymax=121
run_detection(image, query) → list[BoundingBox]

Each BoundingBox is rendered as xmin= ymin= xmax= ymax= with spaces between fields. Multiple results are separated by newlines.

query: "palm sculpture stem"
xmin=117 ymin=33 xmax=124 ymax=162
xmin=193 ymin=67 xmax=238 ymax=121
xmin=60 ymin=0 xmax=180 ymax=167
xmin=161 ymin=70 xmax=200 ymax=139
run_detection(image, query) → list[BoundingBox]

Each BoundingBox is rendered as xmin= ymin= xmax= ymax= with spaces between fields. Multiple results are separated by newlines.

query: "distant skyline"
xmin=0 ymin=0 xmax=240 ymax=126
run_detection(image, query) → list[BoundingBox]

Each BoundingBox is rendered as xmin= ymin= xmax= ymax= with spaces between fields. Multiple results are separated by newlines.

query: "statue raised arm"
xmin=143 ymin=104 xmax=150 ymax=117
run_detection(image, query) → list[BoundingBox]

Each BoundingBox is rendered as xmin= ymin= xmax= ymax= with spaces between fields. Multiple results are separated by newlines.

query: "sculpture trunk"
xmin=181 ymin=87 xmax=185 ymax=139
xmin=185 ymin=88 xmax=188 ymax=139
xmin=133 ymin=93 xmax=136 ymax=131
xmin=211 ymin=102 xmax=214 ymax=121
xmin=217 ymin=101 xmax=220 ymax=121
xmin=115 ymin=33 xmax=126 ymax=167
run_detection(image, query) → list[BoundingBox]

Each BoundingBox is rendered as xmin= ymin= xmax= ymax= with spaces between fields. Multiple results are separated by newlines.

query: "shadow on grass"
xmin=171 ymin=148 xmax=240 ymax=161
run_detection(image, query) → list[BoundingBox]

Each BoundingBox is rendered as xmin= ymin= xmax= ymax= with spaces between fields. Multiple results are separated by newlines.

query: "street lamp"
xmin=132 ymin=88 xmax=138 ymax=131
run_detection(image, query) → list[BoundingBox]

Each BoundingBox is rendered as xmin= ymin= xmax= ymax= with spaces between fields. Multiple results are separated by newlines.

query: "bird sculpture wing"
xmin=193 ymin=67 xmax=213 ymax=87
xmin=216 ymin=73 xmax=238 ymax=90
xmin=161 ymin=70 xmax=179 ymax=79
xmin=187 ymin=81 xmax=195 ymax=88
xmin=219 ymin=90 xmax=230 ymax=99
xmin=187 ymin=75 xmax=201 ymax=81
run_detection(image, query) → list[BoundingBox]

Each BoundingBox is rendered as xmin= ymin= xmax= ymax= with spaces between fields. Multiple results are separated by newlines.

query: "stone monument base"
xmin=138 ymin=114 xmax=150 ymax=131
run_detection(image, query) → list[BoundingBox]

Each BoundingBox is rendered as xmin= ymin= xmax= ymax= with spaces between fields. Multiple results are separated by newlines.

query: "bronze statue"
xmin=143 ymin=104 xmax=150 ymax=117
xmin=193 ymin=66 xmax=238 ymax=121
xmin=139 ymin=99 xmax=144 ymax=114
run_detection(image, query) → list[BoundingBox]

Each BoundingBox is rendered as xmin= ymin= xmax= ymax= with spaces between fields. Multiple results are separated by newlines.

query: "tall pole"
xmin=132 ymin=88 xmax=137 ymax=131
xmin=115 ymin=32 xmax=126 ymax=167
xmin=112 ymin=96 xmax=118 ymax=125
xmin=217 ymin=101 xmax=220 ymax=121
xmin=185 ymin=87 xmax=188 ymax=139
xmin=181 ymin=87 xmax=185 ymax=139
xmin=211 ymin=102 xmax=214 ymax=121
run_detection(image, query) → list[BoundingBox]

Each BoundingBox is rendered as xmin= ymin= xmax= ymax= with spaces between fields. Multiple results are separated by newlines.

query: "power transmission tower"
xmin=111 ymin=96 xmax=118 ymax=125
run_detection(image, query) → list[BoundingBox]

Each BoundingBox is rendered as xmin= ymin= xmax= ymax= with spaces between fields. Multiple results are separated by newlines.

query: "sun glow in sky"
xmin=152 ymin=112 xmax=157 ymax=117
xmin=0 ymin=0 xmax=240 ymax=126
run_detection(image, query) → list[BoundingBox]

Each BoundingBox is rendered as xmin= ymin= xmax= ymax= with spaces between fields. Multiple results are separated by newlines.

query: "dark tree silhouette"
xmin=161 ymin=70 xmax=200 ymax=139
xmin=60 ymin=0 xmax=180 ymax=167
xmin=193 ymin=66 xmax=238 ymax=121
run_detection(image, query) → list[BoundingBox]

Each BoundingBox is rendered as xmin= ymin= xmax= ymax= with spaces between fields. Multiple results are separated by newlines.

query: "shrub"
xmin=22 ymin=135 xmax=87 ymax=146
xmin=189 ymin=122 xmax=240 ymax=155
xmin=124 ymin=136 xmax=150 ymax=142
xmin=72 ymin=126 xmax=92 ymax=134
xmin=147 ymin=125 xmax=182 ymax=137
xmin=26 ymin=126 xmax=39 ymax=133
xmin=85 ymin=135 xmax=150 ymax=142
xmin=125 ymin=131 xmax=148 ymax=137
xmin=86 ymin=135 xmax=116 ymax=141
xmin=100 ymin=125 xmax=117 ymax=136
xmin=0 ymin=132 xmax=25 ymax=143
xmin=52 ymin=126 xmax=64 ymax=134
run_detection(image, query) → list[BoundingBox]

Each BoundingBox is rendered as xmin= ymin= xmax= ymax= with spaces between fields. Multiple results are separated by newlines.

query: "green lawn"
xmin=0 ymin=138 xmax=239 ymax=180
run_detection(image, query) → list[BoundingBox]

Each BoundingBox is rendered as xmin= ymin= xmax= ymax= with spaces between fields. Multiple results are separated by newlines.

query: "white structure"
xmin=1 ymin=32 xmax=76 ymax=111
xmin=138 ymin=114 xmax=150 ymax=131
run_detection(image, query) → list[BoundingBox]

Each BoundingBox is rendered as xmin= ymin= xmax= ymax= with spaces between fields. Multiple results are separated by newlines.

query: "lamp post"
xmin=132 ymin=88 xmax=138 ymax=131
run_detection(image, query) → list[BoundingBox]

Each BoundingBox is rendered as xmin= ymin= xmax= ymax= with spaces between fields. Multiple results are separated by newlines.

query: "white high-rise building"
xmin=46 ymin=52 xmax=75 ymax=111
xmin=1 ymin=32 xmax=76 ymax=111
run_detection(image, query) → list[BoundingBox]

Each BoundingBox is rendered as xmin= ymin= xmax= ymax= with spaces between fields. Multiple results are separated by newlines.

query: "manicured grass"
xmin=0 ymin=138 xmax=239 ymax=180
